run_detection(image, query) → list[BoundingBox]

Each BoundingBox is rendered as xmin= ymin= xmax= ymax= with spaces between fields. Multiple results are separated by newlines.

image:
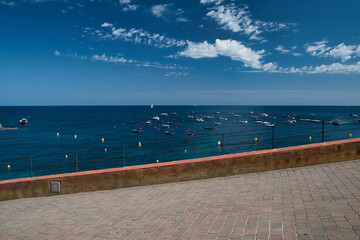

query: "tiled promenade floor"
xmin=1 ymin=160 xmax=360 ymax=240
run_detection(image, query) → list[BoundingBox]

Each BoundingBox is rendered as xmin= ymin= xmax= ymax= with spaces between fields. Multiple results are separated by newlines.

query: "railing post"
xmin=75 ymin=151 xmax=78 ymax=172
xmin=172 ymin=141 xmax=174 ymax=161
xmin=322 ymin=120 xmax=325 ymax=143
xmin=221 ymin=133 xmax=224 ymax=155
xmin=30 ymin=156 xmax=33 ymax=177
xmin=122 ymin=145 xmax=125 ymax=167
xmin=272 ymin=126 xmax=275 ymax=149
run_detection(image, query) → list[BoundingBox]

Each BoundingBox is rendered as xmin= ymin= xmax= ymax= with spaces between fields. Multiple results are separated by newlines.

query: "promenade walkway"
xmin=1 ymin=160 xmax=360 ymax=240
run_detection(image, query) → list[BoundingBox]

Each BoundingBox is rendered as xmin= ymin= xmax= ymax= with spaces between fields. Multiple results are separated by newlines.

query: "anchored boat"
xmin=20 ymin=118 xmax=28 ymax=125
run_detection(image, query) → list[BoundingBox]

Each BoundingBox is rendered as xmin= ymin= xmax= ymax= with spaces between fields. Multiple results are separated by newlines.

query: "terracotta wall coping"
xmin=1 ymin=138 xmax=359 ymax=185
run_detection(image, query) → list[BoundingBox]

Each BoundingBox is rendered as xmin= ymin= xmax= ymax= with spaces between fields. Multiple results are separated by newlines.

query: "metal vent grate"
xmin=49 ymin=180 xmax=61 ymax=193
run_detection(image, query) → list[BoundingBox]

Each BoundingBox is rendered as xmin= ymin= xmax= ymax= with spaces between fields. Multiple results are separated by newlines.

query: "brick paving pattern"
xmin=1 ymin=160 xmax=360 ymax=239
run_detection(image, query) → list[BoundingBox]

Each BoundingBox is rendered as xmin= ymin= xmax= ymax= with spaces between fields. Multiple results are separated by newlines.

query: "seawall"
xmin=1 ymin=138 xmax=360 ymax=201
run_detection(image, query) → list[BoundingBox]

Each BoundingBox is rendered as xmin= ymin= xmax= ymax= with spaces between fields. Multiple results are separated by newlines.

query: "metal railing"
xmin=1 ymin=116 xmax=359 ymax=180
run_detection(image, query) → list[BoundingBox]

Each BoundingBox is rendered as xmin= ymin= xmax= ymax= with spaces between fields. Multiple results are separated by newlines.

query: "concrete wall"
xmin=1 ymin=138 xmax=360 ymax=201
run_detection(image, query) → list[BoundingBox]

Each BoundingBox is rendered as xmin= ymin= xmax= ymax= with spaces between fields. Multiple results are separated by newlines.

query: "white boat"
xmin=240 ymin=120 xmax=248 ymax=123
xmin=266 ymin=123 xmax=275 ymax=127
xmin=150 ymin=104 xmax=153 ymax=108
xmin=219 ymin=117 xmax=228 ymax=120
xmin=152 ymin=116 xmax=160 ymax=120
xmin=196 ymin=118 xmax=204 ymax=122
xmin=20 ymin=118 xmax=28 ymax=125
xmin=161 ymin=124 xmax=170 ymax=128
xmin=206 ymin=116 xmax=214 ymax=119
xmin=260 ymin=113 xmax=269 ymax=117
xmin=332 ymin=119 xmax=340 ymax=125
xmin=247 ymin=111 xmax=253 ymax=114
xmin=160 ymin=113 xmax=168 ymax=116
xmin=214 ymin=122 xmax=222 ymax=125
xmin=165 ymin=131 xmax=175 ymax=135
xmin=146 ymin=120 xmax=151 ymax=124
xmin=233 ymin=114 xmax=241 ymax=117
xmin=188 ymin=115 xmax=194 ymax=118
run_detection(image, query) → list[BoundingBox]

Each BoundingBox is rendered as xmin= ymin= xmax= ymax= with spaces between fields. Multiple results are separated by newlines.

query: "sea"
xmin=0 ymin=106 xmax=359 ymax=180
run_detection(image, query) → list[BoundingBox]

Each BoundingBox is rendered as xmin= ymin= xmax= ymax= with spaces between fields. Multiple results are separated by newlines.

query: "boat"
xmin=160 ymin=113 xmax=168 ymax=116
xmin=152 ymin=116 xmax=160 ymax=120
xmin=282 ymin=115 xmax=290 ymax=118
xmin=0 ymin=124 xmax=3 ymax=130
xmin=332 ymin=119 xmax=340 ymax=125
xmin=146 ymin=120 xmax=151 ymax=124
xmin=349 ymin=114 xmax=359 ymax=117
xmin=187 ymin=132 xmax=193 ymax=136
xmin=204 ymin=126 xmax=214 ymax=130
xmin=214 ymin=122 xmax=222 ymax=125
xmin=165 ymin=131 xmax=175 ymax=135
xmin=170 ymin=112 xmax=177 ymax=115
xmin=188 ymin=115 xmax=194 ymax=118
xmin=265 ymin=123 xmax=275 ymax=127
xmin=219 ymin=117 xmax=227 ymax=120
xmin=247 ymin=111 xmax=253 ymax=114
xmin=254 ymin=119 xmax=263 ymax=122
xmin=150 ymin=104 xmax=153 ymax=108
xmin=161 ymin=124 xmax=170 ymax=128
xmin=233 ymin=114 xmax=241 ymax=117
xmin=310 ymin=119 xmax=321 ymax=123
xmin=288 ymin=120 xmax=296 ymax=124
xmin=167 ymin=121 xmax=173 ymax=124
xmin=196 ymin=118 xmax=204 ymax=122
xmin=206 ymin=116 xmax=214 ymax=119
xmin=132 ymin=129 xmax=143 ymax=133
xmin=20 ymin=118 xmax=28 ymax=125
xmin=216 ymin=112 xmax=220 ymax=114
xmin=240 ymin=120 xmax=248 ymax=123
xmin=260 ymin=113 xmax=269 ymax=117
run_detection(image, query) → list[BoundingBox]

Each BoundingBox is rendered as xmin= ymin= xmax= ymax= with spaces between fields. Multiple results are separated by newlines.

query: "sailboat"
xmin=150 ymin=104 xmax=153 ymax=109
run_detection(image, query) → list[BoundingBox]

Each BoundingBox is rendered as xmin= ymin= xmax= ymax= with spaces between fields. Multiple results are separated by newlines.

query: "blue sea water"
xmin=0 ymin=106 xmax=359 ymax=180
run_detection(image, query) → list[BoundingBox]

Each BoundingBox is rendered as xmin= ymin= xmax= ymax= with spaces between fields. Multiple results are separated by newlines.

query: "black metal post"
xmin=172 ymin=141 xmax=174 ymax=161
xmin=221 ymin=134 xmax=224 ymax=155
xmin=30 ymin=156 xmax=33 ymax=177
xmin=322 ymin=120 xmax=325 ymax=142
xmin=272 ymin=126 xmax=275 ymax=149
xmin=122 ymin=145 xmax=125 ymax=167
xmin=75 ymin=151 xmax=78 ymax=172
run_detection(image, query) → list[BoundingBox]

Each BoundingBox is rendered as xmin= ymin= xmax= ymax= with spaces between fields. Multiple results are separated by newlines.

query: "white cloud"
xmin=119 ymin=0 xmax=130 ymax=4
xmin=200 ymin=0 xmax=223 ymax=5
xmin=275 ymin=45 xmax=302 ymax=56
xmin=178 ymin=39 xmax=275 ymax=70
xmin=91 ymin=54 xmax=131 ymax=63
xmin=0 ymin=1 xmax=16 ymax=6
xmin=54 ymin=50 xmax=87 ymax=60
xmin=54 ymin=50 xmax=61 ymax=56
xmin=119 ymin=0 xmax=138 ymax=11
xmin=305 ymin=41 xmax=360 ymax=62
xmin=202 ymin=3 xmax=294 ymax=40
xmin=87 ymin=24 xmax=186 ymax=48
xmin=165 ymin=72 xmax=189 ymax=77
xmin=151 ymin=4 xmax=170 ymax=17
xmin=101 ymin=22 xmax=113 ymax=28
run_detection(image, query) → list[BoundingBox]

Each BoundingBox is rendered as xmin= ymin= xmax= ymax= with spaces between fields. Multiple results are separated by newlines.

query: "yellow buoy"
xmin=255 ymin=137 xmax=258 ymax=141
xmin=138 ymin=142 xmax=142 ymax=147
xmin=105 ymin=148 xmax=107 ymax=152
xmin=57 ymin=133 xmax=59 ymax=137
xmin=65 ymin=155 xmax=68 ymax=158
xmin=74 ymin=135 xmax=77 ymax=139
xmin=184 ymin=149 xmax=187 ymax=153
xmin=156 ymin=160 xmax=159 ymax=163
xmin=102 ymin=138 xmax=104 ymax=143
xmin=350 ymin=133 xmax=352 ymax=138
xmin=217 ymin=141 xmax=221 ymax=146
xmin=7 ymin=165 xmax=10 ymax=170
xmin=309 ymin=136 xmax=312 ymax=140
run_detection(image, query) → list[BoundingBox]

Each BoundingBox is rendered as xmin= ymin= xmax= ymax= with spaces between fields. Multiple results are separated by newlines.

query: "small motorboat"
xmin=260 ymin=113 xmax=269 ymax=117
xmin=204 ymin=126 xmax=214 ymax=130
xmin=233 ymin=114 xmax=241 ymax=117
xmin=214 ymin=122 xmax=222 ymax=125
xmin=132 ymin=129 xmax=143 ymax=133
xmin=332 ymin=119 xmax=340 ymax=125
xmin=282 ymin=115 xmax=290 ymax=118
xmin=161 ymin=124 xmax=170 ymax=128
xmin=152 ymin=116 xmax=160 ymax=120
xmin=265 ymin=123 xmax=275 ymax=127
xmin=216 ymin=112 xmax=220 ymax=114
xmin=187 ymin=132 xmax=193 ymax=136
xmin=219 ymin=117 xmax=227 ymax=120
xmin=311 ymin=119 xmax=321 ymax=123
xmin=160 ymin=113 xmax=168 ymax=116
xmin=146 ymin=120 xmax=152 ymax=124
xmin=240 ymin=120 xmax=248 ymax=123
xmin=247 ymin=111 xmax=253 ymax=114
xmin=206 ymin=115 xmax=214 ymax=119
xmin=165 ymin=131 xmax=175 ymax=135
xmin=170 ymin=112 xmax=177 ymax=115
xmin=254 ymin=119 xmax=263 ymax=122
xmin=188 ymin=115 xmax=194 ymax=118
xmin=20 ymin=118 xmax=28 ymax=125
xmin=0 ymin=124 xmax=3 ymax=130
xmin=196 ymin=118 xmax=204 ymax=122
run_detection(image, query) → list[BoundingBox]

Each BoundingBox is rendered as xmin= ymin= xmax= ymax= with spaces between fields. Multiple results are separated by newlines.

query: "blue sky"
xmin=1 ymin=0 xmax=360 ymax=105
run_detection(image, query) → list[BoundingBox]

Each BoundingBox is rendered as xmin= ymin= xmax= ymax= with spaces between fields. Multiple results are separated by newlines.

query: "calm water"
xmin=0 ymin=106 xmax=359 ymax=180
